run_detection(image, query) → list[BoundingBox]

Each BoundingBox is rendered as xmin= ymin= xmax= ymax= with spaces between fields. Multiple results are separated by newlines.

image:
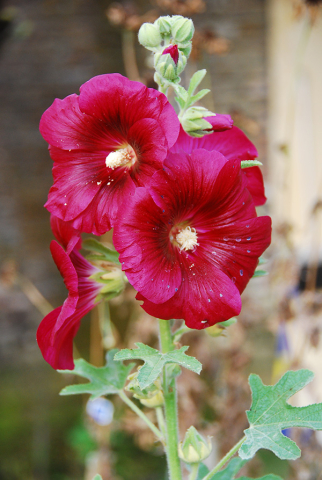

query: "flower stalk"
xmin=202 ymin=437 xmax=246 ymax=480
xmin=159 ymin=319 xmax=183 ymax=480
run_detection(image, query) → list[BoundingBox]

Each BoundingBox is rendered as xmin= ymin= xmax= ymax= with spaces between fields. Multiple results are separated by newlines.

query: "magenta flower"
xmin=40 ymin=74 xmax=180 ymax=235
xmin=163 ymin=44 xmax=179 ymax=64
xmin=37 ymin=240 xmax=103 ymax=369
xmin=50 ymin=214 xmax=81 ymax=255
xmin=171 ymin=126 xmax=266 ymax=206
xmin=113 ymin=150 xmax=271 ymax=329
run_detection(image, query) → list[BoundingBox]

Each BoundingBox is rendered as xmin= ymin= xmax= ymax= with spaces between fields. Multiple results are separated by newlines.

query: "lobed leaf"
xmin=200 ymin=458 xmax=282 ymax=480
xmin=59 ymin=349 xmax=135 ymax=399
xmin=240 ymin=369 xmax=322 ymax=460
xmin=114 ymin=343 xmax=202 ymax=389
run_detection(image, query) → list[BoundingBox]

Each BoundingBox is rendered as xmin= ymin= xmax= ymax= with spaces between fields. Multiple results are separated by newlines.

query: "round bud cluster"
xmin=138 ymin=15 xmax=194 ymax=85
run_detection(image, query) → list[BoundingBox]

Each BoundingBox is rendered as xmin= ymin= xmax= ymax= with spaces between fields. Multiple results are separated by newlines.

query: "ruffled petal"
xmin=113 ymin=188 xmax=182 ymax=303
xmin=243 ymin=166 xmax=266 ymax=206
xmin=50 ymin=215 xmax=81 ymax=254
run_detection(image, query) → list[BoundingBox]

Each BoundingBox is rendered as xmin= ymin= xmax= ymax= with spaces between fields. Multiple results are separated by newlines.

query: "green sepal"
xmin=59 ymin=349 xmax=135 ymax=399
xmin=92 ymin=476 xmax=103 ymax=480
xmin=114 ymin=343 xmax=202 ymax=390
xmin=240 ymin=160 xmax=263 ymax=169
xmin=252 ymin=270 xmax=268 ymax=278
xmin=82 ymin=238 xmax=120 ymax=265
xmin=240 ymin=369 xmax=322 ymax=460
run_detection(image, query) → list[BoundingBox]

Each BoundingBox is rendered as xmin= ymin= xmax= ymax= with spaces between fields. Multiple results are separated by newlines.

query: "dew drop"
xmin=240 ymin=270 xmax=244 ymax=276
xmin=246 ymin=225 xmax=250 ymax=228
xmin=151 ymin=278 xmax=154 ymax=281
xmin=236 ymin=238 xmax=241 ymax=242
xmin=175 ymin=288 xmax=178 ymax=292
xmin=167 ymin=285 xmax=170 ymax=288
xmin=223 ymin=237 xmax=229 ymax=241
xmin=208 ymin=299 xmax=211 ymax=302
xmin=247 ymin=237 xmax=251 ymax=241
xmin=220 ymin=293 xmax=223 ymax=297
xmin=247 ymin=250 xmax=251 ymax=253
xmin=201 ymin=320 xmax=207 ymax=324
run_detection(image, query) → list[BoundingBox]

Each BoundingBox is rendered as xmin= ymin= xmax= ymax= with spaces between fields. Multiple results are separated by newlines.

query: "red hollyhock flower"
xmin=50 ymin=214 xmax=81 ymax=255
xmin=40 ymin=74 xmax=180 ymax=235
xmin=37 ymin=240 xmax=103 ymax=369
xmin=171 ymin=126 xmax=266 ymax=206
xmin=113 ymin=150 xmax=271 ymax=329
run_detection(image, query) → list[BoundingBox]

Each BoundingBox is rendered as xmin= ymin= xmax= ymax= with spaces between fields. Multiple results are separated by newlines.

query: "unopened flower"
xmin=180 ymin=106 xmax=233 ymax=137
xmin=113 ymin=150 xmax=271 ymax=329
xmin=178 ymin=426 xmax=212 ymax=464
xmin=171 ymin=126 xmax=266 ymax=206
xmin=40 ymin=74 xmax=180 ymax=235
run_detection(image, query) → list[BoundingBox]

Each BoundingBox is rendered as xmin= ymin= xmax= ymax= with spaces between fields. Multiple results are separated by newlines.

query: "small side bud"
xmin=171 ymin=16 xmax=194 ymax=45
xmin=138 ymin=22 xmax=162 ymax=49
xmin=154 ymin=16 xmax=172 ymax=36
xmin=178 ymin=426 xmax=212 ymax=464
xmin=180 ymin=107 xmax=233 ymax=137
xmin=126 ymin=371 xmax=164 ymax=408
xmin=163 ymin=44 xmax=179 ymax=65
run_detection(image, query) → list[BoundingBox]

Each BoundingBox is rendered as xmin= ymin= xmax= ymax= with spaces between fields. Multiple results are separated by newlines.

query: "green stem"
xmin=189 ymin=463 xmax=199 ymax=480
xmin=118 ymin=390 xmax=163 ymax=442
xmin=159 ymin=319 xmax=183 ymax=480
xmin=202 ymin=437 xmax=246 ymax=480
xmin=156 ymin=406 xmax=166 ymax=440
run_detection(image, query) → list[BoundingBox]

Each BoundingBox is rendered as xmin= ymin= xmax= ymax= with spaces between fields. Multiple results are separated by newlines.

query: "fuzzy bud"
xmin=154 ymin=46 xmax=187 ymax=81
xmin=138 ymin=22 xmax=162 ymax=49
xmin=180 ymin=106 xmax=217 ymax=137
xmin=126 ymin=372 xmax=164 ymax=408
xmin=171 ymin=16 xmax=194 ymax=45
xmin=178 ymin=426 xmax=212 ymax=464
xmin=154 ymin=16 xmax=172 ymax=36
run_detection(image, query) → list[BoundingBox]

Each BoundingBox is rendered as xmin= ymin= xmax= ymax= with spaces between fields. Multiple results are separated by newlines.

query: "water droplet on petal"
xmin=175 ymin=288 xmax=178 ymax=292
xmin=220 ymin=293 xmax=223 ymax=297
xmin=246 ymin=225 xmax=250 ymax=228
xmin=240 ymin=270 xmax=243 ymax=276
xmin=247 ymin=237 xmax=251 ymax=241
xmin=208 ymin=299 xmax=211 ymax=302
xmin=167 ymin=285 xmax=170 ymax=288
xmin=247 ymin=250 xmax=251 ymax=253
xmin=236 ymin=238 xmax=241 ymax=242
xmin=223 ymin=237 xmax=229 ymax=241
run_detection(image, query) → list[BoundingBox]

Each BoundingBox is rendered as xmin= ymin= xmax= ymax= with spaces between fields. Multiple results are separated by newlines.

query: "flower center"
xmin=105 ymin=146 xmax=136 ymax=170
xmin=175 ymin=226 xmax=199 ymax=251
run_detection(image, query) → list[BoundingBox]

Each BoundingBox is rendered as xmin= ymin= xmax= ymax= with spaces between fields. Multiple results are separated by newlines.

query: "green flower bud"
xmin=178 ymin=426 xmax=212 ymax=464
xmin=154 ymin=16 xmax=172 ymax=36
xmin=154 ymin=46 xmax=187 ymax=82
xmin=126 ymin=372 xmax=164 ymax=408
xmin=180 ymin=106 xmax=216 ymax=137
xmin=90 ymin=265 xmax=127 ymax=301
xmin=171 ymin=16 xmax=194 ymax=45
xmin=138 ymin=22 xmax=162 ymax=49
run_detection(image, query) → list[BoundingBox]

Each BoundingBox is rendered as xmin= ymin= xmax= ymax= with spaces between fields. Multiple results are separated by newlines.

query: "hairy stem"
xmin=159 ymin=319 xmax=182 ymax=480
xmin=202 ymin=437 xmax=246 ymax=479
xmin=189 ymin=464 xmax=200 ymax=480
xmin=118 ymin=390 xmax=163 ymax=442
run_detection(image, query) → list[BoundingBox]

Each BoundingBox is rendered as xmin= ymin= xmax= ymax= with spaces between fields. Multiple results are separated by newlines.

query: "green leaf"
xmin=240 ymin=369 xmax=322 ymax=460
xmin=175 ymin=96 xmax=186 ymax=110
xmin=92 ymin=476 xmax=103 ymax=480
xmin=258 ymin=256 xmax=267 ymax=265
xmin=240 ymin=160 xmax=263 ymax=169
xmin=252 ymin=270 xmax=268 ymax=278
xmin=59 ymin=350 xmax=135 ymax=399
xmin=188 ymin=69 xmax=207 ymax=95
xmin=201 ymin=457 xmax=282 ymax=480
xmin=82 ymin=238 xmax=120 ymax=264
xmin=174 ymin=84 xmax=189 ymax=101
xmin=114 ymin=343 xmax=202 ymax=389
xmin=190 ymin=89 xmax=210 ymax=105
xmin=239 ymin=476 xmax=282 ymax=480
xmin=197 ymin=463 xmax=209 ymax=479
